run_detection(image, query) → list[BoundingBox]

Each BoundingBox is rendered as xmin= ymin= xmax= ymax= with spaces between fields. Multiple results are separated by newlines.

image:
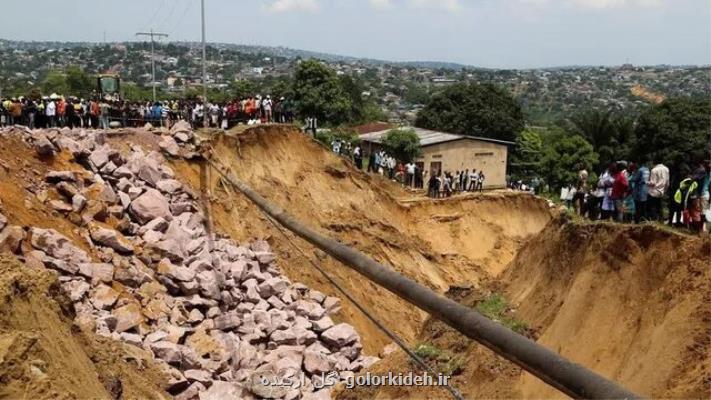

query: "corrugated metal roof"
xmin=359 ymin=127 xmax=514 ymax=147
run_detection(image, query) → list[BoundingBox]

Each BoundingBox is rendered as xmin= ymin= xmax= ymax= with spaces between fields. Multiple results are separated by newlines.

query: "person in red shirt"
xmin=89 ymin=100 xmax=100 ymax=128
xmin=57 ymin=98 xmax=66 ymax=127
xmin=610 ymin=162 xmax=630 ymax=222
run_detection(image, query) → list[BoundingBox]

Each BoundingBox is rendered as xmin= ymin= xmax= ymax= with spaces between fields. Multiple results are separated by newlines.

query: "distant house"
xmin=431 ymin=77 xmax=457 ymax=86
xmin=359 ymin=127 xmax=513 ymax=189
xmin=352 ymin=122 xmax=394 ymax=135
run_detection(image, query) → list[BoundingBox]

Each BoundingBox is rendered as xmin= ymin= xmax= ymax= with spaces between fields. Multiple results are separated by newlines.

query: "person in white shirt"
xmin=468 ymin=169 xmax=478 ymax=191
xmin=405 ymin=162 xmax=416 ymax=187
xmin=45 ymin=100 xmax=56 ymax=127
xmin=263 ymin=95 xmax=273 ymax=122
xmin=353 ymin=145 xmax=363 ymax=169
xmin=221 ymin=106 xmax=229 ymax=129
xmin=647 ymin=155 xmax=670 ymax=221
xmin=209 ymin=103 xmax=220 ymax=127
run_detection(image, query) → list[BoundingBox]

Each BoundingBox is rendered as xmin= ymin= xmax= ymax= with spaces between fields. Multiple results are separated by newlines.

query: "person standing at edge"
xmin=631 ymin=156 xmax=651 ymax=223
xmin=647 ymin=155 xmax=669 ymax=222
xmin=406 ymin=161 xmax=416 ymax=188
xmin=611 ymin=161 xmax=630 ymax=222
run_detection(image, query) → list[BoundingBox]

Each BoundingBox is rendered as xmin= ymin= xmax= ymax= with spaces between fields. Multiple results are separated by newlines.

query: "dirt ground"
xmin=505 ymin=222 xmax=711 ymax=399
xmin=1 ymin=125 xmax=709 ymax=399
xmin=0 ymin=255 xmax=167 ymax=400
xmin=339 ymin=220 xmax=711 ymax=399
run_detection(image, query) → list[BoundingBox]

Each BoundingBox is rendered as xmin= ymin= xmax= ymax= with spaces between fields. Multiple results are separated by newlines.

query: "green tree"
xmin=292 ymin=60 xmax=351 ymax=126
xmin=415 ymin=82 xmax=524 ymax=142
xmin=382 ymin=129 xmax=422 ymax=163
xmin=402 ymin=82 xmax=430 ymax=105
xmin=229 ymin=80 xmax=257 ymax=99
xmin=122 ymin=83 xmax=154 ymax=101
xmin=632 ymin=97 xmax=711 ymax=166
xmin=540 ymin=128 xmax=599 ymax=191
xmin=509 ymin=128 xmax=544 ymax=180
xmin=314 ymin=130 xmax=361 ymax=149
xmin=567 ymin=109 xmax=635 ymax=170
xmin=338 ymin=75 xmax=385 ymax=125
xmin=65 ymin=66 xmax=94 ymax=97
xmin=42 ymin=71 xmax=69 ymax=95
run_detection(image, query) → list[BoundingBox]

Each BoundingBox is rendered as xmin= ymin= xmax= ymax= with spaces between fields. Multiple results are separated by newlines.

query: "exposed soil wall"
xmin=339 ymin=221 xmax=710 ymax=399
xmin=504 ymin=222 xmax=711 ymax=399
xmin=169 ymin=126 xmax=553 ymax=354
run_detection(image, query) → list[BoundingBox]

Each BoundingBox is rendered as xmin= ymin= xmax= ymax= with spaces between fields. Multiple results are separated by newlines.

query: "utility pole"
xmin=135 ymin=29 xmax=169 ymax=102
xmin=201 ymin=0 xmax=208 ymax=127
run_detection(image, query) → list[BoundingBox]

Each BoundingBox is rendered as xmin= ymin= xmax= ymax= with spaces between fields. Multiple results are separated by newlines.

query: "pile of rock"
xmin=157 ymin=120 xmax=203 ymax=159
xmin=0 ymin=126 xmax=378 ymax=400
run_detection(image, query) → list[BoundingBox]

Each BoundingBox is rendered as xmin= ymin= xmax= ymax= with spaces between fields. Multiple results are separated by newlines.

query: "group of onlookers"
xmin=0 ymin=94 xmax=295 ymax=131
xmin=427 ymin=169 xmax=485 ymax=198
xmin=327 ymin=139 xmax=489 ymax=198
xmin=563 ymin=155 xmax=711 ymax=232
xmin=1 ymin=96 xmax=112 ymax=129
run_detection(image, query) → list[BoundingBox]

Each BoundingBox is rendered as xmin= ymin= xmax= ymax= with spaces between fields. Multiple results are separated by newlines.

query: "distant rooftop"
xmin=351 ymin=122 xmax=394 ymax=135
xmin=359 ymin=127 xmax=514 ymax=147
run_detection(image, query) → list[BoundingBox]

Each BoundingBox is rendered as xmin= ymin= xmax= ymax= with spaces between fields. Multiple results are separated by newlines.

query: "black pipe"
xmin=209 ymin=160 xmax=641 ymax=400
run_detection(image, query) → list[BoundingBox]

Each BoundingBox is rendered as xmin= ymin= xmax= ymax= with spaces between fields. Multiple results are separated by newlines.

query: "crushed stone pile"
xmin=0 ymin=125 xmax=378 ymax=400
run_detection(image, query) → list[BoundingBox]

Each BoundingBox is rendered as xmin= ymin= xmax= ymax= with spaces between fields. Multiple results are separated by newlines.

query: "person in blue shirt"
xmin=631 ymin=156 xmax=651 ymax=224
xmin=151 ymin=102 xmax=163 ymax=125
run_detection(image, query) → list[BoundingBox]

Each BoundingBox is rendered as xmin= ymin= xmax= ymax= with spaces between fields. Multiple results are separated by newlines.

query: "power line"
xmin=167 ymin=0 xmax=194 ymax=39
xmin=156 ymin=0 xmax=181 ymax=32
xmin=141 ymin=0 xmax=167 ymax=33
xmin=135 ymin=30 xmax=169 ymax=102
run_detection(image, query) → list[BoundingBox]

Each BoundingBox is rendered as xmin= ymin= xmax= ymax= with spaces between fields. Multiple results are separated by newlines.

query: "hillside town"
xmin=1 ymin=39 xmax=709 ymax=124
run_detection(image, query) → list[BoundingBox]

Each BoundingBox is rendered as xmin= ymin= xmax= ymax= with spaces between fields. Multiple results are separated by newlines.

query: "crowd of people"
xmin=329 ymin=140 xmax=426 ymax=188
xmin=0 ymin=94 xmax=295 ymax=130
xmin=562 ymin=156 xmax=711 ymax=232
xmin=426 ymin=169 xmax=486 ymax=198
xmin=6 ymin=93 xmax=707 ymax=233
xmin=328 ymin=139 xmax=487 ymax=198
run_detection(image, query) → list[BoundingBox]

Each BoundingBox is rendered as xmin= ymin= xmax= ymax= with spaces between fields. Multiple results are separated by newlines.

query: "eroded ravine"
xmin=2 ymin=124 xmax=706 ymax=400
xmin=171 ymin=127 xmax=554 ymax=355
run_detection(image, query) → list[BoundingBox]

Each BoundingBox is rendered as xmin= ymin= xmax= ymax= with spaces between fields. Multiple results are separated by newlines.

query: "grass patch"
xmin=413 ymin=343 xmax=442 ymax=360
xmin=440 ymin=355 xmax=466 ymax=376
xmin=476 ymin=294 xmax=529 ymax=334
xmin=411 ymin=343 xmax=465 ymax=376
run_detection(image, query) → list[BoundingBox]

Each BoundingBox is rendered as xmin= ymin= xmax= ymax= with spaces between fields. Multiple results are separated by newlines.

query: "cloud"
xmin=370 ymin=0 xmax=393 ymax=9
xmin=409 ymin=0 xmax=461 ymax=11
xmin=265 ymin=0 xmax=319 ymax=13
xmin=516 ymin=0 xmax=665 ymax=8
xmin=572 ymin=0 xmax=658 ymax=7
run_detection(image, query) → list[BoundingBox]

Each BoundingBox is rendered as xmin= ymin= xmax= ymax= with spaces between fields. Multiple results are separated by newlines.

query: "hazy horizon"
xmin=0 ymin=0 xmax=709 ymax=69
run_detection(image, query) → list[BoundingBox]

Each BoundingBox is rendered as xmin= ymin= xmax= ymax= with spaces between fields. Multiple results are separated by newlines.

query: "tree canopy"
xmin=539 ymin=127 xmax=599 ymax=190
xmin=41 ymin=66 xmax=94 ymax=97
xmin=566 ymin=109 xmax=635 ymax=170
xmin=65 ymin=66 xmax=94 ymax=96
xmin=292 ymin=60 xmax=352 ymax=126
xmin=415 ymin=82 xmax=525 ymax=142
xmin=509 ymin=128 xmax=544 ymax=180
xmin=382 ymin=129 xmax=422 ymax=163
xmin=632 ymin=97 xmax=711 ymax=166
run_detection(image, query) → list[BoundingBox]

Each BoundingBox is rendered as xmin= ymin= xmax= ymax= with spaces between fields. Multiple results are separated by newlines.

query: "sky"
xmin=0 ymin=0 xmax=709 ymax=68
